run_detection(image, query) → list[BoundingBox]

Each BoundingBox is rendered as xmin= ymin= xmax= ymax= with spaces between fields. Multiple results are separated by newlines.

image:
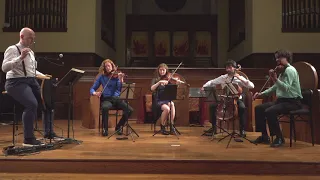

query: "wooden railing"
xmin=3 ymin=0 xmax=68 ymax=32
xmin=282 ymin=0 xmax=320 ymax=32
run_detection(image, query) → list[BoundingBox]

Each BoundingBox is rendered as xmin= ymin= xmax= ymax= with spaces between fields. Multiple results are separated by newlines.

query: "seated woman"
xmin=150 ymin=63 xmax=176 ymax=135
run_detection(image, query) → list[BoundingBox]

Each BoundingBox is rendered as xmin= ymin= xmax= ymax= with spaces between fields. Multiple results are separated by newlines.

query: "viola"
xmin=256 ymin=64 xmax=287 ymax=96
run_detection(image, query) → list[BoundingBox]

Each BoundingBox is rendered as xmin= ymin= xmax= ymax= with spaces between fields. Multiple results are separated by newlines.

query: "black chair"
xmin=278 ymin=89 xmax=315 ymax=147
xmin=1 ymin=91 xmax=22 ymax=145
xmin=98 ymin=99 xmax=121 ymax=134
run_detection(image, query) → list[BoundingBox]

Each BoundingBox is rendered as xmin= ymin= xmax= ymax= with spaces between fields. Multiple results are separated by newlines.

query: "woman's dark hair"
xmin=274 ymin=49 xmax=293 ymax=63
xmin=224 ymin=59 xmax=237 ymax=68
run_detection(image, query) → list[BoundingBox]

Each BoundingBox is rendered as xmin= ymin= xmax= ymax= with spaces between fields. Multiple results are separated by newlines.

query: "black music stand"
xmin=152 ymin=84 xmax=180 ymax=139
xmin=56 ymin=68 xmax=85 ymax=144
xmin=41 ymin=78 xmax=55 ymax=145
xmin=107 ymin=83 xmax=141 ymax=142
xmin=190 ymin=87 xmax=226 ymax=137
xmin=217 ymin=83 xmax=257 ymax=148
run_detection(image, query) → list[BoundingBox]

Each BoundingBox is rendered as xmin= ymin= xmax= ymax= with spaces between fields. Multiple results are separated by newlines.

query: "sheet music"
xmin=225 ymin=82 xmax=238 ymax=95
xmin=189 ymin=87 xmax=219 ymax=102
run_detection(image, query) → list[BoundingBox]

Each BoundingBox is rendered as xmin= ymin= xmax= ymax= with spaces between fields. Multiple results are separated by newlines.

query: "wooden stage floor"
xmin=0 ymin=120 xmax=319 ymax=176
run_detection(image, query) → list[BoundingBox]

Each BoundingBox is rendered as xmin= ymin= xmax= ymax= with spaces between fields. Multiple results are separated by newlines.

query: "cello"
xmin=216 ymin=65 xmax=243 ymax=123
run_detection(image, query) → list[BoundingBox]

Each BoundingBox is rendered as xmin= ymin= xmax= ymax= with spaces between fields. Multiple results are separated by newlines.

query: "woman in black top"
xmin=150 ymin=63 xmax=176 ymax=135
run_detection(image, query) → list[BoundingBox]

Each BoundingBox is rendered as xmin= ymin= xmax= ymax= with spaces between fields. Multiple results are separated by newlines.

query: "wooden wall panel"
xmin=126 ymin=15 xmax=218 ymax=67
xmin=75 ymin=67 xmax=269 ymax=130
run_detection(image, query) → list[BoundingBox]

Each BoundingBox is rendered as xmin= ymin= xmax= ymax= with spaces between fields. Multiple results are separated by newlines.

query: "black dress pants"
xmin=101 ymin=96 xmax=134 ymax=131
xmin=5 ymin=77 xmax=53 ymax=140
xmin=255 ymin=98 xmax=301 ymax=137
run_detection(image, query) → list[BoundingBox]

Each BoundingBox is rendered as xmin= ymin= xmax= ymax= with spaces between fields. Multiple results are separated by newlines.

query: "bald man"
xmin=2 ymin=27 xmax=63 ymax=147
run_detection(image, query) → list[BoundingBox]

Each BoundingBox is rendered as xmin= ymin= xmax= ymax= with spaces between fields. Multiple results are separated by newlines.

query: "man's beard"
xmin=227 ymin=71 xmax=234 ymax=75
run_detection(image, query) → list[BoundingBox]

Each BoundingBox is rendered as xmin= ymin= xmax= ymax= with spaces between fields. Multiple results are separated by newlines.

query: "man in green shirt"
xmin=253 ymin=49 xmax=302 ymax=147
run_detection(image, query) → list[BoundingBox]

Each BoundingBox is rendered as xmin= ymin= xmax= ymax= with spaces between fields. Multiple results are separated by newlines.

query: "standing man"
xmin=253 ymin=49 xmax=302 ymax=147
xmin=2 ymin=27 xmax=62 ymax=147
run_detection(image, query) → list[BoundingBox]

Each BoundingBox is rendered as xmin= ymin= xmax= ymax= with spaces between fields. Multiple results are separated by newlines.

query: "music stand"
xmin=107 ymin=83 xmax=141 ymax=142
xmin=195 ymin=87 xmax=230 ymax=137
xmin=56 ymin=68 xmax=85 ymax=144
xmin=152 ymin=84 xmax=180 ymax=139
xmin=41 ymin=77 xmax=58 ymax=145
xmin=217 ymin=82 xmax=257 ymax=148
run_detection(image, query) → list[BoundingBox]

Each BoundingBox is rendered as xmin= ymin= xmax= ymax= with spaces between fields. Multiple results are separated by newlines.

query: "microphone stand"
xmin=34 ymin=51 xmax=64 ymax=145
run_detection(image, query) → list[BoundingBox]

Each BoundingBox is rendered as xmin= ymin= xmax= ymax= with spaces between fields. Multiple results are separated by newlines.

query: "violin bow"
xmin=168 ymin=62 xmax=183 ymax=81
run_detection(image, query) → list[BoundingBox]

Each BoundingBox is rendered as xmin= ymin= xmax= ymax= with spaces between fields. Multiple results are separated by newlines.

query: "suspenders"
xmin=14 ymin=45 xmax=27 ymax=77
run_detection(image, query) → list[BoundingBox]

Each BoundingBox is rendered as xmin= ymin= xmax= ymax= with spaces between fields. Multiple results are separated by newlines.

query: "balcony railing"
xmin=3 ymin=0 xmax=68 ymax=32
xmin=282 ymin=0 xmax=320 ymax=32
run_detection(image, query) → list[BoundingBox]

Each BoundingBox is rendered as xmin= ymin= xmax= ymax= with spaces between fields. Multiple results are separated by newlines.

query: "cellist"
xmin=253 ymin=49 xmax=302 ymax=147
xmin=90 ymin=59 xmax=134 ymax=136
xmin=201 ymin=59 xmax=255 ymax=137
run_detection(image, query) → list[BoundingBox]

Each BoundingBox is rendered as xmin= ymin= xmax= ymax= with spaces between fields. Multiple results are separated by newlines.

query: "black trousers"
xmin=5 ymin=77 xmax=53 ymax=140
xmin=255 ymin=98 xmax=301 ymax=137
xmin=101 ymin=96 xmax=133 ymax=130
xmin=209 ymin=98 xmax=246 ymax=131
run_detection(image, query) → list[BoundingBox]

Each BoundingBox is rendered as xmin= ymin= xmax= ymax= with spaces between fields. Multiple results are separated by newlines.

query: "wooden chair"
xmin=1 ymin=91 xmax=20 ymax=145
xmin=278 ymin=61 xmax=318 ymax=147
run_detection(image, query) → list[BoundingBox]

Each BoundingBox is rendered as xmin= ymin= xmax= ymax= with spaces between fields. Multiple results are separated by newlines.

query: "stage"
xmin=0 ymin=120 xmax=319 ymax=178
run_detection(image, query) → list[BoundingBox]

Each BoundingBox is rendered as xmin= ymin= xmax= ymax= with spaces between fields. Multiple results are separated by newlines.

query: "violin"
xmin=98 ymin=67 xmax=126 ymax=98
xmin=107 ymin=70 xmax=126 ymax=79
xmin=106 ymin=66 xmax=127 ymax=79
xmin=161 ymin=62 xmax=190 ymax=87
xmin=160 ymin=72 xmax=190 ymax=86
